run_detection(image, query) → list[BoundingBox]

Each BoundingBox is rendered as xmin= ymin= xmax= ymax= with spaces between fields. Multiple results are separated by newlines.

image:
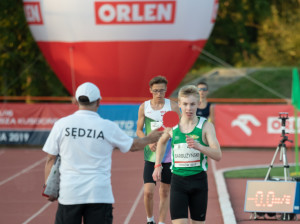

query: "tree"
xmin=0 ymin=0 xmax=68 ymax=97
xmin=255 ymin=5 xmax=300 ymax=66
xmin=194 ymin=0 xmax=300 ymax=68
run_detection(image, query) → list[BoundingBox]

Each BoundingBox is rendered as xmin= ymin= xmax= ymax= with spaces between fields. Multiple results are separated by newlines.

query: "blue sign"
xmin=98 ymin=104 xmax=140 ymax=138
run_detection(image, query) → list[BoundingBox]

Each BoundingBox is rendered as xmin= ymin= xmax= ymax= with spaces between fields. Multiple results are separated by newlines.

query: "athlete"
xmin=153 ymin=85 xmax=222 ymax=224
xmin=196 ymin=81 xmax=214 ymax=123
xmin=136 ymin=76 xmax=180 ymax=224
xmin=43 ymin=82 xmax=163 ymax=224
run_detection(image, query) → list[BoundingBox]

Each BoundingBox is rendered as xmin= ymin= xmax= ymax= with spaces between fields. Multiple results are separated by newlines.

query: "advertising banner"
xmin=98 ymin=104 xmax=139 ymax=138
xmin=0 ymin=103 xmax=139 ymax=145
xmin=2 ymin=103 xmax=299 ymax=147
xmin=0 ymin=104 xmax=77 ymax=145
xmin=215 ymin=104 xmax=300 ymax=147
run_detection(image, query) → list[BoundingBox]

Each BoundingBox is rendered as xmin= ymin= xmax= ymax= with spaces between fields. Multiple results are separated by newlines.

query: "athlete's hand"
xmin=186 ymin=135 xmax=201 ymax=151
xmin=152 ymin=166 xmax=162 ymax=182
xmin=149 ymin=143 xmax=157 ymax=152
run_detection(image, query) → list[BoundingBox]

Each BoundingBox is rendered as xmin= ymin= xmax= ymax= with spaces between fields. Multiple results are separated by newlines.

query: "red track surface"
xmin=0 ymin=148 xmax=298 ymax=224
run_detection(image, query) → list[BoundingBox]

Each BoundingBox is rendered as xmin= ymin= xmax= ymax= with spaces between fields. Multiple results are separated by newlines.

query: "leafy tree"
xmin=254 ymin=4 xmax=300 ymax=66
xmin=0 ymin=0 xmax=68 ymax=97
xmin=195 ymin=0 xmax=300 ymax=68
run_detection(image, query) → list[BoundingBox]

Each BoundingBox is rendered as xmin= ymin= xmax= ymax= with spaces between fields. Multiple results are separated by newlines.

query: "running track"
xmin=0 ymin=148 xmax=298 ymax=224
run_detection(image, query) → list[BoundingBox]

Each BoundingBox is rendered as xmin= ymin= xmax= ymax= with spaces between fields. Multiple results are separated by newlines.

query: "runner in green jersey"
xmin=153 ymin=85 xmax=222 ymax=224
xmin=171 ymin=116 xmax=208 ymax=177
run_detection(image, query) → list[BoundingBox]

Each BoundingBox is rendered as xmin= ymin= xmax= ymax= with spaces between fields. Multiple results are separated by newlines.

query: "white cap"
xmin=75 ymin=82 xmax=101 ymax=103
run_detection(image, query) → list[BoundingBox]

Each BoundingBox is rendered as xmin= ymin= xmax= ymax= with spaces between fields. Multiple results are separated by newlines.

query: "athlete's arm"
xmin=170 ymin=100 xmax=181 ymax=117
xmin=136 ymin=103 xmax=146 ymax=138
xmin=209 ymin=104 xmax=214 ymax=124
xmin=186 ymin=122 xmax=222 ymax=161
xmin=136 ymin=103 xmax=157 ymax=151
xmin=152 ymin=128 xmax=172 ymax=181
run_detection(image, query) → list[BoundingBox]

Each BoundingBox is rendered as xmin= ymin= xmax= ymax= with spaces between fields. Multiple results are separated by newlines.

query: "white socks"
xmin=158 ymin=223 xmax=165 ymax=224
xmin=147 ymin=216 xmax=155 ymax=222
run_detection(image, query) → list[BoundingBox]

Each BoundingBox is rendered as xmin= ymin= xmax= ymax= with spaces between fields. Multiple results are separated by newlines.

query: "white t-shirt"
xmin=43 ymin=110 xmax=133 ymax=205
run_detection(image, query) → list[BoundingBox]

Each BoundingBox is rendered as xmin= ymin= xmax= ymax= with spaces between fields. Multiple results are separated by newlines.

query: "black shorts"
xmin=170 ymin=172 xmax=208 ymax=221
xmin=143 ymin=161 xmax=172 ymax=184
xmin=55 ymin=203 xmax=113 ymax=224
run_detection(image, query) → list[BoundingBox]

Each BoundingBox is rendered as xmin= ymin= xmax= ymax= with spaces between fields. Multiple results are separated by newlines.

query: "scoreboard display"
xmin=244 ymin=180 xmax=300 ymax=214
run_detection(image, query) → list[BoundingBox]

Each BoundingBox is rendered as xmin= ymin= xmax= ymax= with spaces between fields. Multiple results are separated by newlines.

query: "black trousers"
xmin=55 ymin=203 xmax=113 ymax=224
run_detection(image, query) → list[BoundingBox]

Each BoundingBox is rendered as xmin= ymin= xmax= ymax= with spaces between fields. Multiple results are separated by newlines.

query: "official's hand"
xmin=48 ymin=195 xmax=58 ymax=202
xmin=42 ymin=184 xmax=58 ymax=202
xmin=147 ymin=129 xmax=163 ymax=143
xmin=152 ymin=167 xmax=162 ymax=182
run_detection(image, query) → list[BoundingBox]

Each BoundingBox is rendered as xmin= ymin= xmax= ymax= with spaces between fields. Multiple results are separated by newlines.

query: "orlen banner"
xmin=215 ymin=104 xmax=300 ymax=147
xmin=0 ymin=103 xmax=138 ymax=145
xmin=22 ymin=0 xmax=218 ymax=98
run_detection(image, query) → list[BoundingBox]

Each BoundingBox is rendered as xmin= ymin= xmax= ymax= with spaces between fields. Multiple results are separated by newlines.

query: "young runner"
xmin=136 ymin=76 xmax=180 ymax=224
xmin=153 ymin=85 xmax=222 ymax=224
xmin=196 ymin=81 xmax=214 ymax=123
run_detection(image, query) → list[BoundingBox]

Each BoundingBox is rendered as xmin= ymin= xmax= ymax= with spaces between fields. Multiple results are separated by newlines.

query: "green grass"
xmin=224 ymin=166 xmax=298 ymax=178
xmin=183 ymin=67 xmax=298 ymax=99
xmin=210 ymin=68 xmax=293 ymax=99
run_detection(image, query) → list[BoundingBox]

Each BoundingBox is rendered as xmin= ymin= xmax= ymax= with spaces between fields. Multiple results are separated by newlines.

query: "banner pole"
xmin=295 ymin=107 xmax=299 ymax=175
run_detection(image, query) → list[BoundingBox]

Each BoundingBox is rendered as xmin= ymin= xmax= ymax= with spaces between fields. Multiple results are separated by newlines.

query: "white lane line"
xmin=0 ymin=157 xmax=46 ymax=186
xmin=211 ymin=159 xmax=237 ymax=224
xmin=124 ymin=185 xmax=144 ymax=224
xmin=22 ymin=202 xmax=52 ymax=224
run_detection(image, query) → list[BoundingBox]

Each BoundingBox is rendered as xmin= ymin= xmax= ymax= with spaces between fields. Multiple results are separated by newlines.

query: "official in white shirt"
xmin=43 ymin=82 xmax=162 ymax=224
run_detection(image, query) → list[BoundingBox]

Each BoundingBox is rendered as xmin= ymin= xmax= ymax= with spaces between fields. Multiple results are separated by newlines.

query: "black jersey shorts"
xmin=170 ymin=171 xmax=208 ymax=221
xmin=143 ymin=160 xmax=172 ymax=184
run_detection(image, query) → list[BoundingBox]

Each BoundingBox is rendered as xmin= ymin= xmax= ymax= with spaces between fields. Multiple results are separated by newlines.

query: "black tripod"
xmin=264 ymin=112 xmax=293 ymax=182
xmin=263 ymin=112 xmax=296 ymax=221
xmin=251 ymin=113 xmax=296 ymax=221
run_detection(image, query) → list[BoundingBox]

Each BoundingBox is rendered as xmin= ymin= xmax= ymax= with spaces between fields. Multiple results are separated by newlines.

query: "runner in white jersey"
xmin=43 ymin=82 xmax=163 ymax=224
xmin=153 ymin=85 xmax=222 ymax=224
xmin=136 ymin=76 xmax=180 ymax=224
xmin=143 ymin=99 xmax=172 ymax=162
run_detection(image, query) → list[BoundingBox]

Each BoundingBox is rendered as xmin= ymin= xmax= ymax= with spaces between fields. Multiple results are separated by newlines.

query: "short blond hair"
xmin=178 ymin=85 xmax=200 ymax=101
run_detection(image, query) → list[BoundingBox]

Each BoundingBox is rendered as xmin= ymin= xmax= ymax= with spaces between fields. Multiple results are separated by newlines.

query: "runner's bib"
xmin=173 ymin=143 xmax=201 ymax=167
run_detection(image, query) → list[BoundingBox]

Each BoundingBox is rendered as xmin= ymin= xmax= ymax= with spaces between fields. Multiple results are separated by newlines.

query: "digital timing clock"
xmin=244 ymin=180 xmax=300 ymax=214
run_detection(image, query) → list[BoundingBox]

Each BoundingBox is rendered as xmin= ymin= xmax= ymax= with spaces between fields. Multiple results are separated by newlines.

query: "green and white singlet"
xmin=144 ymin=99 xmax=172 ymax=162
xmin=171 ymin=117 xmax=208 ymax=176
